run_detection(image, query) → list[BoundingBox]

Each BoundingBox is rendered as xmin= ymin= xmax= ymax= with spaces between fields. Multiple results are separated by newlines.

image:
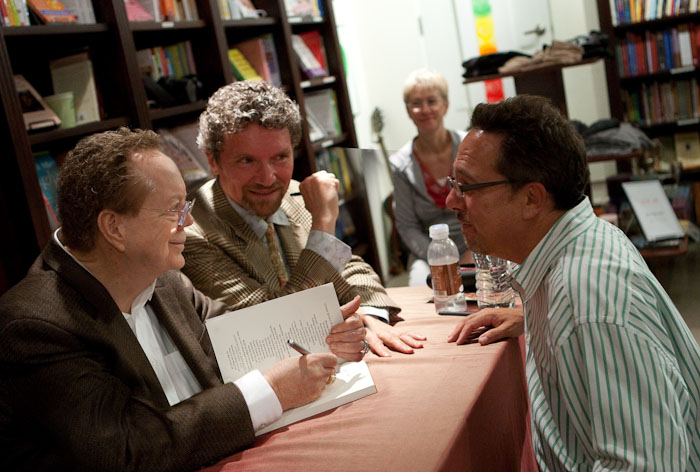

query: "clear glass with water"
xmin=472 ymin=252 xmax=516 ymax=309
xmin=428 ymin=224 xmax=467 ymax=313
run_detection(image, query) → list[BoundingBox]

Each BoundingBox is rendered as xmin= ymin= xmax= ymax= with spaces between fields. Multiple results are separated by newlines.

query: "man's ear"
xmin=521 ymin=182 xmax=549 ymax=220
xmin=206 ymin=153 xmax=219 ymax=175
xmin=96 ymin=210 xmax=127 ymax=252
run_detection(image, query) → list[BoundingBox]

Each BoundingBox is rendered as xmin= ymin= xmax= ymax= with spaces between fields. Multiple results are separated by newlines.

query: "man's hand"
xmin=299 ymin=171 xmax=340 ymax=234
xmin=447 ymin=307 xmax=524 ymax=345
xmin=263 ymin=353 xmax=338 ymax=411
xmin=361 ymin=312 xmax=426 ymax=357
xmin=326 ymin=296 xmax=367 ymax=362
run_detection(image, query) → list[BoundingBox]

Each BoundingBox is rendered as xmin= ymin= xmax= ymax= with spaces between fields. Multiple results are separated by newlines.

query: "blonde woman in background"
xmin=390 ymin=69 xmax=469 ymax=286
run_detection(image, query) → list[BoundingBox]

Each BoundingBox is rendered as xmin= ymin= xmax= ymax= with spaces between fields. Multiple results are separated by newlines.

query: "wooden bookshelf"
xmin=0 ymin=0 xmax=379 ymax=292
xmin=595 ymin=0 xmax=700 ymax=138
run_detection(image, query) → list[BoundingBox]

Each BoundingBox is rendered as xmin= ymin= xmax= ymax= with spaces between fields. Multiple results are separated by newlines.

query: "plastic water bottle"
xmin=428 ymin=224 xmax=467 ymax=313
xmin=472 ymin=252 xmax=516 ymax=309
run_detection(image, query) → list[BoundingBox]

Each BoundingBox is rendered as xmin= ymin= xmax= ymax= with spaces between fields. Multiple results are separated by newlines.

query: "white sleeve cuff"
xmin=233 ymin=370 xmax=283 ymax=431
xmin=307 ymin=230 xmax=352 ymax=273
xmin=361 ymin=306 xmax=390 ymax=323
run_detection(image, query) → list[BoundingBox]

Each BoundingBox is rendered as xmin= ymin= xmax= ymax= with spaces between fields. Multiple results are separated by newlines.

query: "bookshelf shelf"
xmin=619 ymin=66 xmax=698 ymax=81
xmin=312 ymin=133 xmax=348 ymax=152
xmin=0 ymin=0 xmax=377 ymax=292
xmin=221 ymin=17 xmax=278 ymax=28
xmin=287 ymin=17 xmax=324 ymax=26
xmin=2 ymin=24 xmax=109 ymax=36
xmin=129 ymin=20 xmax=207 ymax=31
xmin=611 ymin=12 xmax=700 ymax=31
xmin=300 ymin=75 xmax=336 ymax=89
xmin=28 ymin=117 xmax=131 ymax=146
xmin=149 ymin=100 xmax=208 ymax=122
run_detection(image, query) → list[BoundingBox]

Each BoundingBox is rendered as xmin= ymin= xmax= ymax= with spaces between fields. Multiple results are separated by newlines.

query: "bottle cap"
xmin=429 ymin=223 xmax=449 ymax=239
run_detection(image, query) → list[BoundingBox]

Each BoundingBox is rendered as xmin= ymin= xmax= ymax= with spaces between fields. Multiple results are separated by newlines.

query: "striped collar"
xmin=511 ymin=197 xmax=596 ymax=303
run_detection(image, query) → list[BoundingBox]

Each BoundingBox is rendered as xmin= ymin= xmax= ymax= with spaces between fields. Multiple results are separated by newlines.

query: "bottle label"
xmin=430 ymin=262 xmax=462 ymax=296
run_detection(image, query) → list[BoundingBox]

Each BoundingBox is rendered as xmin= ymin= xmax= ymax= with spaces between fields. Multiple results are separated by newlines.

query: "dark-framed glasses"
xmin=446 ymin=176 xmax=513 ymax=197
xmin=142 ymin=199 xmax=196 ymax=227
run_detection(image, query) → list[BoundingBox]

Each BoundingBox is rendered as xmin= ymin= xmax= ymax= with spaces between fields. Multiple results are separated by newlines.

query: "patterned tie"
xmin=265 ymin=222 xmax=288 ymax=287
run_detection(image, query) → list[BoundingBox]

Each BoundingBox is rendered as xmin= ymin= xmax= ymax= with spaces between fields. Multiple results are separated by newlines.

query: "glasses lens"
xmin=178 ymin=200 xmax=195 ymax=226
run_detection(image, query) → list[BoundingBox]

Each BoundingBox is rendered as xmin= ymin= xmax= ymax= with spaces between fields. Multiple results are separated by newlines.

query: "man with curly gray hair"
xmin=183 ymin=81 xmax=426 ymax=357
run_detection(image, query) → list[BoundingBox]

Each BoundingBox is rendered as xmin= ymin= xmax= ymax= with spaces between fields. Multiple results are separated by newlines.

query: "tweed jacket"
xmin=390 ymin=129 xmax=468 ymax=261
xmin=183 ymin=178 xmax=400 ymax=316
xmin=0 ymin=240 xmax=255 ymax=472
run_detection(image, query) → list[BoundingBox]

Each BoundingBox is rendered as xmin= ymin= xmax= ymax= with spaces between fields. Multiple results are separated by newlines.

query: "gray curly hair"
xmin=197 ymin=81 xmax=302 ymax=162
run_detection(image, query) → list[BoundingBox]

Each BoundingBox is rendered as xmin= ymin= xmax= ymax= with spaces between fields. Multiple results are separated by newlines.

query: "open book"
xmin=205 ymin=283 xmax=376 ymax=435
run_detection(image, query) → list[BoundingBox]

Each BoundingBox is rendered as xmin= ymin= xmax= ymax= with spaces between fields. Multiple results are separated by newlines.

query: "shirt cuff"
xmin=361 ymin=306 xmax=390 ymax=323
xmin=306 ymin=230 xmax=352 ymax=273
xmin=233 ymin=370 xmax=283 ymax=431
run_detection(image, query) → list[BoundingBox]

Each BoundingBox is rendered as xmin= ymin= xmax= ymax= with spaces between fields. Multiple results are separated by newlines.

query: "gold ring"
xmin=326 ymin=374 xmax=336 ymax=385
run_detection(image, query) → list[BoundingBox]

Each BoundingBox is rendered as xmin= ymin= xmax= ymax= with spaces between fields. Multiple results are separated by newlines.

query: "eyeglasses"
xmin=446 ymin=176 xmax=513 ymax=197
xmin=142 ymin=199 xmax=196 ymax=227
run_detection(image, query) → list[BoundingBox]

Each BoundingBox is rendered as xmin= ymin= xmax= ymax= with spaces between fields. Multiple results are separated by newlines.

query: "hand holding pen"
xmin=287 ymin=339 xmax=335 ymax=384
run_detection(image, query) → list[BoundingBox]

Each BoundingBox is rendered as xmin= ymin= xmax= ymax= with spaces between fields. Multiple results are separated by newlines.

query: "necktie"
xmin=265 ymin=222 xmax=288 ymax=287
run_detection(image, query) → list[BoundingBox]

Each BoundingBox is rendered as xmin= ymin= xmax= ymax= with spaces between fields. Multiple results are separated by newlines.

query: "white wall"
xmin=549 ymin=0 xmax=617 ymax=204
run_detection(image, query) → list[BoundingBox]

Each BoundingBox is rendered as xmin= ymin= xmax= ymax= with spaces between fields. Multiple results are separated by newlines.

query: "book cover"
xmin=292 ymin=34 xmax=326 ymax=78
xmin=228 ymin=48 xmax=263 ymax=81
xmin=163 ymin=121 xmax=210 ymax=172
xmin=49 ymin=52 xmax=101 ymax=125
xmin=205 ymin=283 xmax=376 ymax=436
xmin=284 ymin=0 xmax=316 ymax=18
xmin=333 ymin=147 xmax=353 ymax=196
xmin=33 ymin=151 xmax=60 ymax=229
xmin=61 ymin=0 xmax=95 ymax=23
xmin=14 ymin=74 xmax=61 ymax=131
xmin=304 ymin=89 xmax=340 ymax=137
xmin=260 ymin=34 xmax=282 ymax=87
xmin=158 ymin=128 xmax=210 ymax=187
xmin=124 ymin=0 xmax=154 ymax=21
xmin=27 ymin=0 xmax=76 ymax=23
xmin=298 ymin=30 xmax=327 ymax=71
xmin=235 ymin=38 xmax=271 ymax=83
xmin=678 ymin=25 xmax=693 ymax=67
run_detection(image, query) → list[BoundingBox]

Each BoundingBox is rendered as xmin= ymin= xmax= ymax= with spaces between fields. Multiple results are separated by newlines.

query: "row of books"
xmin=610 ymin=0 xmax=700 ymax=25
xmin=228 ymin=34 xmax=282 ymax=86
xmin=157 ymin=121 xmax=212 ymax=188
xmin=125 ymin=0 xmax=199 ymax=22
xmin=284 ymin=0 xmax=324 ymax=21
xmin=315 ymin=147 xmax=352 ymax=200
xmin=616 ymin=24 xmax=700 ymax=77
xmin=292 ymin=31 xmax=328 ymax=79
xmin=622 ymin=77 xmax=699 ymax=125
xmin=136 ymin=41 xmax=197 ymax=81
xmin=305 ymin=88 xmax=342 ymax=142
xmin=2 ymin=0 xmax=96 ymax=25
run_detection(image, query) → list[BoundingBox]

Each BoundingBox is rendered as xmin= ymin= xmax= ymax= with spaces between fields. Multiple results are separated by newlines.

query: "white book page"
xmin=206 ymin=283 xmax=343 ymax=381
xmin=256 ymin=360 xmax=375 ymax=436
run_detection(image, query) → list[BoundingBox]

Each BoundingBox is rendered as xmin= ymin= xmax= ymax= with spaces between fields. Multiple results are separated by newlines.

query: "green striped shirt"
xmin=511 ymin=198 xmax=700 ymax=471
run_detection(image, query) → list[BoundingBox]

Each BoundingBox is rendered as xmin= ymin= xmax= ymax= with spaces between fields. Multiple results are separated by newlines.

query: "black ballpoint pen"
xmin=287 ymin=339 xmax=311 ymax=355
xmin=289 ymin=192 xmax=302 ymax=196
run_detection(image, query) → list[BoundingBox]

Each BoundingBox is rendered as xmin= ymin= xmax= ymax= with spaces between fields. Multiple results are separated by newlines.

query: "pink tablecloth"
xmin=200 ymin=286 xmax=537 ymax=471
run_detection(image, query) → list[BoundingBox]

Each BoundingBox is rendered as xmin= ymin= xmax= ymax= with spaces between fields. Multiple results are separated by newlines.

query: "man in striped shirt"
xmin=446 ymin=95 xmax=700 ymax=470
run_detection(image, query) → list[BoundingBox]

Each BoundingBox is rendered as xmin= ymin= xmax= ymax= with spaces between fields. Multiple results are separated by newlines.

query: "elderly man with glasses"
xmin=0 ymin=127 xmax=366 ymax=471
